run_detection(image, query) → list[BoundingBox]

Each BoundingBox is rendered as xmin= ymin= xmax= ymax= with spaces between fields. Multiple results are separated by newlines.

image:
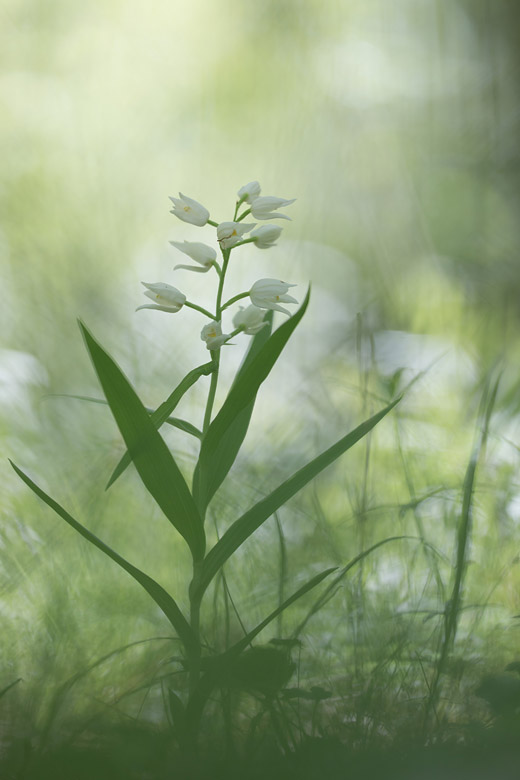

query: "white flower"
xmin=232 ymin=305 xmax=267 ymax=335
xmin=136 ymin=282 xmax=186 ymax=313
xmin=249 ymin=278 xmax=298 ymax=316
xmin=170 ymin=240 xmax=216 ymax=273
xmin=237 ymin=180 xmax=261 ymax=203
xmin=169 ymin=193 xmax=210 ymax=226
xmin=200 ymin=320 xmax=231 ymax=350
xmin=250 ymin=225 xmax=282 ymax=249
xmin=250 ymin=196 xmax=296 ymax=221
xmin=217 ymin=221 xmax=257 ymax=250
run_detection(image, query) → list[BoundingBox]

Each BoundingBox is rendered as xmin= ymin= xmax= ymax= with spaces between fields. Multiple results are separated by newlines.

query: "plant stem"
xmin=201 ymin=248 xmax=231 ymax=433
xmin=221 ymin=291 xmax=249 ymax=311
xmin=202 ymin=351 xmax=220 ymax=434
xmin=184 ymin=301 xmax=216 ymax=320
xmin=421 ymin=373 xmax=500 ymax=735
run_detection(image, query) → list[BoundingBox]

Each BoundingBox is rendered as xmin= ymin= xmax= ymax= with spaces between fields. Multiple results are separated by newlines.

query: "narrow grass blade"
xmin=422 ymin=372 xmax=501 ymax=733
xmin=193 ymin=397 xmax=400 ymax=601
xmin=225 ymin=567 xmax=337 ymax=658
xmin=48 ymin=395 xmax=202 ymax=440
xmin=292 ymin=536 xmax=423 ymax=637
xmin=9 ymin=461 xmax=197 ymax=653
xmin=0 ymin=678 xmax=22 ymax=701
xmin=79 ymin=322 xmax=205 ymax=560
xmin=197 ymin=569 xmax=337 ymax=680
xmin=106 ymin=361 xmax=213 ymax=489
xmin=193 ymin=290 xmax=310 ymax=516
xmin=40 ymin=637 xmax=174 ymax=748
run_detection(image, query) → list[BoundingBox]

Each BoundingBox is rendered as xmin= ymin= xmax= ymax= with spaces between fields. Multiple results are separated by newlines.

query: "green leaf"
xmin=105 ymin=361 xmax=213 ymax=489
xmin=193 ymin=396 xmax=400 ymax=601
xmin=198 ymin=567 xmax=336 ymax=680
xmin=292 ymin=536 xmax=424 ymax=637
xmin=79 ymin=322 xmax=205 ymax=560
xmin=225 ymin=567 xmax=337 ymax=658
xmin=9 ymin=461 xmax=197 ymax=654
xmin=168 ymin=689 xmax=187 ymax=743
xmin=0 ymin=678 xmax=22 ymax=701
xmin=47 ymin=394 xmax=203 ymax=440
xmin=193 ymin=291 xmax=310 ymax=516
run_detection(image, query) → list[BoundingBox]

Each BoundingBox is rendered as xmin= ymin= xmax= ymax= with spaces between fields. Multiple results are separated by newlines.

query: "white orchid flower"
xmin=169 ymin=193 xmax=210 ymax=226
xmin=250 ymin=196 xmax=296 ymax=221
xmin=136 ymin=282 xmax=186 ymax=313
xmin=200 ymin=320 xmax=231 ymax=350
xmin=232 ymin=305 xmax=267 ymax=335
xmin=217 ymin=221 xmax=257 ymax=250
xmin=250 ymin=225 xmax=282 ymax=249
xmin=170 ymin=240 xmax=216 ymax=273
xmin=237 ymin=180 xmax=261 ymax=203
xmin=249 ymin=278 xmax=298 ymax=316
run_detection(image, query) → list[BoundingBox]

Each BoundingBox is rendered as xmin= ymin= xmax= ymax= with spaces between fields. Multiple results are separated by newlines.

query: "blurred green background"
xmin=2 ymin=0 xmax=520 ymax=754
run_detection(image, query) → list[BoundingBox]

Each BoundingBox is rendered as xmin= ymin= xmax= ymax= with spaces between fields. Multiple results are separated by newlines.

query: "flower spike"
xmin=200 ymin=321 xmax=231 ymax=350
xmin=249 ymin=279 xmax=298 ymax=316
xmin=233 ymin=305 xmax=268 ymax=335
xmin=250 ymin=225 xmax=283 ymax=249
xmin=170 ymin=240 xmax=216 ymax=273
xmin=169 ymin=193 xmax=210 ymax=226
xmin=237 ymin=181 xmax=261 ymax=204
xmin=250 ymin=196 xmax=295 ymax=221
xmin=137 ymin=282 xmax=186 ymax=313
xmin=217 ymin=221 xmax=257 ymax=249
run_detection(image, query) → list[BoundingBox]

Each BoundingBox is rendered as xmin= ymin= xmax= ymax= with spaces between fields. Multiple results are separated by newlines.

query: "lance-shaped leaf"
xmin=105 ymin=361 xmax=213 ymax=489
xmin=0 ymin=678 xmax=22 ymax=701
xmin=292 ymin=536 xmax=430 ymax=638
xmin=79 ymin=322 xmax=205 ymax=561
xmin=193 ymin=290 xmax=310 ymax=516
xmin=195 ymin=567 xmax=336 ymax=681
xmin=9 ymin=461 xmax=197 ymax=654
xmin=192 ymin=397 xmax=400 ymax=601
xmin=192 ymin=311 xmax=274 ymax=513
xmin=224 ymin=566 xmax=337 ymax=658
xmin=47 ymin=394 xmax=203 ymax=441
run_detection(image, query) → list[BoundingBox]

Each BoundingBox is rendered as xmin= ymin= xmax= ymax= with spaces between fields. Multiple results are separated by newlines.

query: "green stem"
xmin=201 ymin=248 xmax=231 ymax=433
xmin=188 ymin=593 xmax=201 ymax=691
xmin=230 ymin=237 xmax=256 ymax=249
xmin=207 ymin=218 xmax=219 ymax=227
xmin=216 ymin=248 xmax=230 ymax=314
xmin=184 ymin=301 xmax=216 ymax=320
xmin=236 ymin=208 xmax=251 ymax=222
xmin=234 ymin=196 xmax=247 ymax=220
xmin=220 ymin=291 xmax=249 ymax=311
xmin=202 ymin=351 xmax=220 ymax=434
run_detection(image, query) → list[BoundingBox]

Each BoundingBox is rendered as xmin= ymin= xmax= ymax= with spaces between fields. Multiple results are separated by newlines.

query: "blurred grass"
xmin=2 ymin=0 xmax=520 ymax=764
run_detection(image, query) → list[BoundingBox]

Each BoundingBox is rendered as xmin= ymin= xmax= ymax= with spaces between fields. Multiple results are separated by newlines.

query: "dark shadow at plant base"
xmin=3 ymin=718 xmax=520 ymax=780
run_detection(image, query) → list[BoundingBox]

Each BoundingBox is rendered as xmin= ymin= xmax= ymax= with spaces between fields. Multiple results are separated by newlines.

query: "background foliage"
xmin=2 ymin=0 xmax=520 ymax=765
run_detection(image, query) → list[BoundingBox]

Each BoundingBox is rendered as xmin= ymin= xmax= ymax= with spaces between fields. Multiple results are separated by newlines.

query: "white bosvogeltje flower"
xmin=169 ymin=193 xmax=210 ymax=226
xmin=249 ymin=278 xmax=298 ymax=316
xmin=200 ymin=320 xmax=231 ymax=350
xmin=250 ymin=196 xmax=296 ymax=221
xmin=237 ymin=180 xmax=261 ymax=203
xmin=232 ymin=304 xmax=267 ymax=335
xmin=137 ymin=282 xmax=186 ymax=313
xmin=169 ymin=240 xmax=217 ymax=273
xmin=250 ymin=224 xmax=283 ymax=249
xmin=217 ymin=221 xmax=257 ymax=250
